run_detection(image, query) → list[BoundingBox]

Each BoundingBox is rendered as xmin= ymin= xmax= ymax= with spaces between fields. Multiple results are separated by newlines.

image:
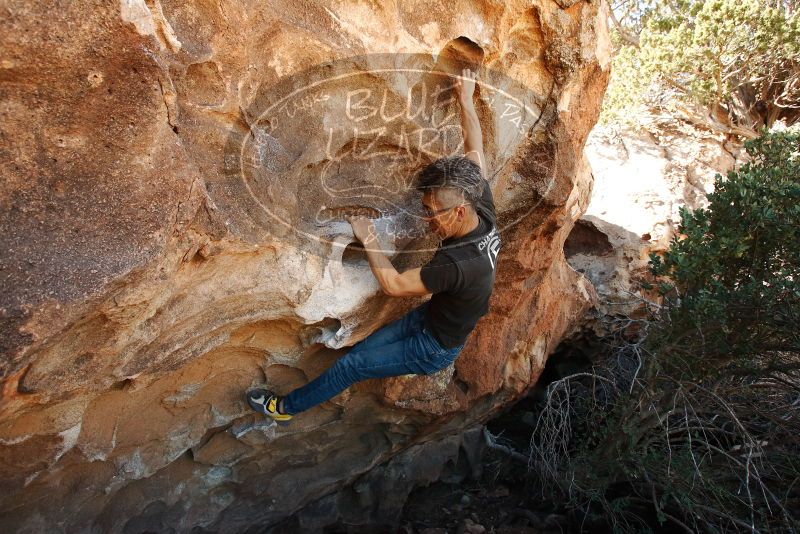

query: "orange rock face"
xmin=0 ymin=0 xmax=609 ymax=530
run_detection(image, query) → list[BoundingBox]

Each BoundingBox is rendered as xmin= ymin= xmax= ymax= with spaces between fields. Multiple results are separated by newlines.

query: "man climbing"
xmin=247 ymin=68 xmax=501 ymax=423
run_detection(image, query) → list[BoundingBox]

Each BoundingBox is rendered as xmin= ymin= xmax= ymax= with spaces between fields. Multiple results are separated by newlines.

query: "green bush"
xmin=529 ymin=128 xmax=800 ymax=532
xmin=600 ymin=0 xmax=800 ymax=134
xmin=649 ymin=126 xmax=800 ymax=365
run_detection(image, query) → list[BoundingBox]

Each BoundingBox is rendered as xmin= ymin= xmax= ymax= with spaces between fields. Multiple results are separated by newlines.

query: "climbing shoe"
xmin=246 ymin=388 xmax=293 ymax=425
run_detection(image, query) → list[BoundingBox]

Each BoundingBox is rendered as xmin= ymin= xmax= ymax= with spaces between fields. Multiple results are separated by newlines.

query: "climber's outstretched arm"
xmin=454 ymin=67 xmax=486 ymax=177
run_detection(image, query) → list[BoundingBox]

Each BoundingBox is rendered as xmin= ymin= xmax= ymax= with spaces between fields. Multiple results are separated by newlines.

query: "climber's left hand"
xmin=454 ymin=67 xmax=478 ymax=103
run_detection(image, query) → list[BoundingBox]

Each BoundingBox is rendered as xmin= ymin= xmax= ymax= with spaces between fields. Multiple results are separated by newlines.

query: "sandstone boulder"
xmin=0 ymin=0 xmax=610 ymax=530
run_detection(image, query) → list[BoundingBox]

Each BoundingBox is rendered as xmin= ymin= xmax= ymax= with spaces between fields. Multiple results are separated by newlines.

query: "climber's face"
xmin=421 ymin=188 xmax=469 ymax=240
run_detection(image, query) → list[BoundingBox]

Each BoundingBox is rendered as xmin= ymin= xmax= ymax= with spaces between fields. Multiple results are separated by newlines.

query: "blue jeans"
xmin=281 ymin=300 xmax=465 ymax=415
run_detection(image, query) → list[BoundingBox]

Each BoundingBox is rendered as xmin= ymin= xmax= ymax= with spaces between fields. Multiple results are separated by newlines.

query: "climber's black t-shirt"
xmin=419 ymin=180 xmax=501 ymax=349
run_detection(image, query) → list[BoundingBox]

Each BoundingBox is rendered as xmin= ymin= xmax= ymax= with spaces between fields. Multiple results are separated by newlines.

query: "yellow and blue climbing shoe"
xmin=246 ymin=389 xmax=293 ymax=424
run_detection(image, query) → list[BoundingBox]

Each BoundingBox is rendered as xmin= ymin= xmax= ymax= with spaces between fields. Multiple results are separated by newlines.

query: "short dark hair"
xmin=414 ymin=156 xmax=485 ymax=206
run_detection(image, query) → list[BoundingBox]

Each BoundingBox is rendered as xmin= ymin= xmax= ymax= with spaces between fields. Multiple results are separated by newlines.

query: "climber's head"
xmin=415 ymin=156 xmax=484 ymax=240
